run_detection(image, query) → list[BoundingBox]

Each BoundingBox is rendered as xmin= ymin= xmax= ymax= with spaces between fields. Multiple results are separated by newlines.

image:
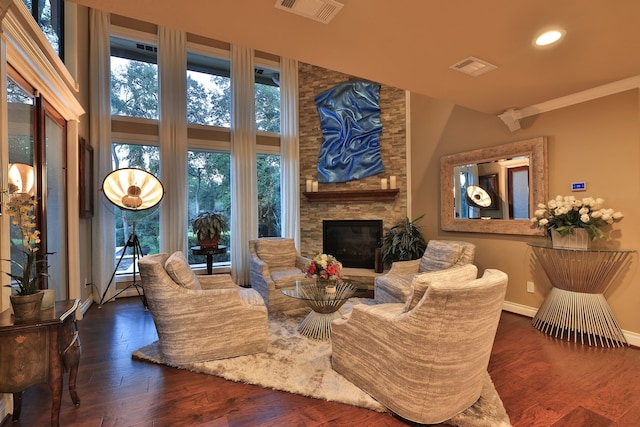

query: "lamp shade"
xmin=102 ymin=168 xmax=164 ymax=211
xmin=8 ymin=163 xmax=35 ymax=196
xmin=466 ymin=185 xmax=492 ymax=208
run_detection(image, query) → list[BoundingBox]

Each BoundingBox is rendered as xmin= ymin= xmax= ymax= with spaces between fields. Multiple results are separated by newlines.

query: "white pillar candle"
xmin=306 ymin=179 xmax=312 ymax=192
xmin=389 ymin=175 xmax=397 ymax=189
xmin=312 ymin=181 xmax=319 ymax=192
xmin=381 ymin=178 xmax=388 ymax=190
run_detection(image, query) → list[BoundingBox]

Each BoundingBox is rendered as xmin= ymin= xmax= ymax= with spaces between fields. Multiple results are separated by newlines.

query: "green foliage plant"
xmin=381 ymin=215 xmax=427 ymax=266
xmin=192 ymin=211 xmax=228 ymax=243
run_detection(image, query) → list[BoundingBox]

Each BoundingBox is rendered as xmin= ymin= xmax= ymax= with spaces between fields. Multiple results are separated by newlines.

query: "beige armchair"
xmin=374 ymin=239 xmax=475 ymax=303
xmin=331 ymin=268 xmax=508 ymax=424
xmin=249 ymin=237 xmax=310 ymax=313
xmin=138 ymin=252 xmax=268 ymax=365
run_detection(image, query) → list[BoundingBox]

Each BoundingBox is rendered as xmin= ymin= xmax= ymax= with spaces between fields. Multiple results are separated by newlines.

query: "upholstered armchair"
xmin=374 ymin=239 xmax=475 ymax=303
xmin=249 ymin=237 xmax=310 ymax=313
xmin=138 ymin=252 xmax=268 ymax=365
xmin=331 ymin=268 xmax=508 ymax=424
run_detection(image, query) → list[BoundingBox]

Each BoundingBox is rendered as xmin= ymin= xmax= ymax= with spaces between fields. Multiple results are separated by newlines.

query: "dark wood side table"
xmin=191 ymin=245 xmax=227 ymax=275
xmin=0 ymin=299 xmax=81 ymax=426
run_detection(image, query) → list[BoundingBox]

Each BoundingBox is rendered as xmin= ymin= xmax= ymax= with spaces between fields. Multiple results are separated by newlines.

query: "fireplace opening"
xmin=323 ymin=220 xmax=383 ymax=269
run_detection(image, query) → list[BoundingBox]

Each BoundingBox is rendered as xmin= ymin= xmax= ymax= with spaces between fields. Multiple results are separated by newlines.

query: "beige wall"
xmin=409 ymin=89 xmax=640 ymax=335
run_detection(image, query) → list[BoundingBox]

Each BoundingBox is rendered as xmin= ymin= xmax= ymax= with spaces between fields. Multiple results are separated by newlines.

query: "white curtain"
xmin=158 ymin=27 xmax=188 ymax=253
xmin=279 ymin=58 xmax=301 ymax=247
xmin=89 ymin=9 xmax=115 ymax=302
xmin=230 ymin=45 xmax=257 ymax=286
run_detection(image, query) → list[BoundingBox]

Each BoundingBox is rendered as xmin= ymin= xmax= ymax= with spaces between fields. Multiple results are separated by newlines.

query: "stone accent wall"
xmin=298 ymin=63 xmax=407 ymax=258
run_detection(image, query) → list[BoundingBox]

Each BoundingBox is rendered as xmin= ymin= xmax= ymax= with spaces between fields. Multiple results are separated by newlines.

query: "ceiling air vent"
xmin=274 ymin=0 xmax=344 ymax=24
xmin=450 ymin=56 xmax=497 ymax=77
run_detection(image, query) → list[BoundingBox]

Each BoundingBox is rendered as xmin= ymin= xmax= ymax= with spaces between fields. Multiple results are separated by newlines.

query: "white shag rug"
xmin=132 ymin=301 xmax=511 ymax=427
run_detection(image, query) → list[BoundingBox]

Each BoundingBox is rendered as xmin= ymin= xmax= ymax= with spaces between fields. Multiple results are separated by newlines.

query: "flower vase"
xmin=316 ymin=278 xmax=332 ymax=288
xmin=551 ymin=228 xmax=591 ymax=250
xmin=10 ymin=291 xmax=44 ymax=322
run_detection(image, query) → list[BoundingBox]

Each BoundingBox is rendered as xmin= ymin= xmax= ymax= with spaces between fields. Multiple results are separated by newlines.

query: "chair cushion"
xmin=419 ymin=240 xmax=463 ymax=272
xmin=165 ymin=251 xmax=202 ymax=290
xmin=270 ymin=267 xmax=306 ymax=289
xmin=256 ymin=239 xmax=297 ymax=269
xmin=375 ymin=274 xmax=414 ymax=302
xmin=405 ymin=264 xmax=478 ymax=311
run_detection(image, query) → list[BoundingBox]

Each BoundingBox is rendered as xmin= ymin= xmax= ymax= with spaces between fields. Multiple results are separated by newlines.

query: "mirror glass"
xmin=440 ymin=137 xmax=548 ymax=235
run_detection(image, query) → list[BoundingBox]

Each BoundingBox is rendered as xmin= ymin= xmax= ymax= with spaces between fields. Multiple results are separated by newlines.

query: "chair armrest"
xmin=332 ymin=303 xmax=405 ymax=328
xmin=237 ymin=288 xmax=267 ymax=308
xmin=387 ymin=259 xmax=420 ymax=275
xmin=199 ymin=274 xmax=237 ymax=290
xmin=250 ymin=257 xmax=273 ymax=283
xmin=295 ymin=255 xmax=310 ymax=270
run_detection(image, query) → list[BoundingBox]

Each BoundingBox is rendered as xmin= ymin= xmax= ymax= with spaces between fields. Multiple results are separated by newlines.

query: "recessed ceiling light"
xmin=534 ymin=29 xmax=566 ymax=47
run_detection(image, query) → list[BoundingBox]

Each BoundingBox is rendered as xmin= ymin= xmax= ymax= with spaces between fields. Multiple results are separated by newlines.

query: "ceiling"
xmin=71 ymin=0 xmax=640 ymax=115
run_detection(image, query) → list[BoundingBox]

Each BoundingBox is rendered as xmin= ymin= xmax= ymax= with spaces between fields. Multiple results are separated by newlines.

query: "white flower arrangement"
xmin=531 ymin=195 xmax=624 ymax=240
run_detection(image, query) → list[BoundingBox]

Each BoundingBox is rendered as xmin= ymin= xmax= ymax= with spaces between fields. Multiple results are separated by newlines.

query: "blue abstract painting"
xmin=314 ymin=81 xmax=384 ymax=183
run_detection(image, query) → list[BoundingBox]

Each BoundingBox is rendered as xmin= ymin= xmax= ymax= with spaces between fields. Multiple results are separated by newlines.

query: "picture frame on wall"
xmin=79 ymin=137 xmax=94 ymax=218
xmin=479 ymin=173 xmax=499 ymax=210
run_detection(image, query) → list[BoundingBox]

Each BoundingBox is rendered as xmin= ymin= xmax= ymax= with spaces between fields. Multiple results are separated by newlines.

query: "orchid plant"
xmin=2 ymin=190 xmax=47 ymax=295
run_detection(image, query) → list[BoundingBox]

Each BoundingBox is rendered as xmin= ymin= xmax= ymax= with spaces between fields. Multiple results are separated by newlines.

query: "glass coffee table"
xmin=282 ymin=279 xmax=366 ymax=340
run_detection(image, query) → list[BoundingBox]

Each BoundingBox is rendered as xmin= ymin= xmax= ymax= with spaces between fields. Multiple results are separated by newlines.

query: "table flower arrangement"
xmin=2 ymin=190 xmax=46 ymax=296
xmin=530 ymin=195 xmax=624 ymax=240
xmin=304 ymin=253 xmax=343 ymax=283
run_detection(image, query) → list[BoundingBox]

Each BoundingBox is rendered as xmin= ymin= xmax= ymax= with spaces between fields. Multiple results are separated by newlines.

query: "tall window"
xmin=109 ymin=25 xmax=286 ymax=273
xmin=186 ymin=52 xmax=231 ymax=127
xmin=257 ymin=154 xmax=281 ymax=237
xmin=187 ymin=149 xmax=231 ymax=265
xmin=111 ymin=143 xmax=161 ymax=274
xmin=22 ymin=0 xmax=64 ymax=59
xmin=255 ymin=65 xmax=280 ymax=133
xmin=110 ymin=36 xmax=159 ymax=119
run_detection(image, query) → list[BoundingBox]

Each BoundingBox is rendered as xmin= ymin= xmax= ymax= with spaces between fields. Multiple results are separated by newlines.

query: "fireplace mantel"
xmin=303 ymin=189 xmax=399 ymax=202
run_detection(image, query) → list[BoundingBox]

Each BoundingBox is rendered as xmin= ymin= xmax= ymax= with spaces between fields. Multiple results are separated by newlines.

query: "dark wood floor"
xmin=5 ymin=297 xmax=640 ymax=427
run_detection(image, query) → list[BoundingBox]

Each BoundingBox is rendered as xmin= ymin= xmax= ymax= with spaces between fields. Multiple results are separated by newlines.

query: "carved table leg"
xmin=11 ymin=392 xmax=22 ymax=421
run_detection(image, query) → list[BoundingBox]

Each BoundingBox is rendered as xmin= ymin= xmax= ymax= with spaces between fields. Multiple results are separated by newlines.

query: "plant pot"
xmin=197 ymin=233 xmax=220 ymax=248
xmin=10 ymin=291 xmax=44 ymax=322
xmin=551 ymin=228 xmax=591 ymax=250
xmin=41 ymin=289 xmax=55 ymax=310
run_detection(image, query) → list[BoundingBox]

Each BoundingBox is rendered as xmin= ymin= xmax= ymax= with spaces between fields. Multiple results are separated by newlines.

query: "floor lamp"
xmin=99 ymin=168 xmax=164 ymax=308
xmin=466 ymin=185 xmax=493 ymax=219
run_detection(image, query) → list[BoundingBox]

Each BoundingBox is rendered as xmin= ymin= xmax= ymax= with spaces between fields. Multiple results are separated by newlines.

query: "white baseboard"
xmin=502 ymin=301 xmax=538 ymax=318
xmin=502 ymin=301 xmax=640 ymax=348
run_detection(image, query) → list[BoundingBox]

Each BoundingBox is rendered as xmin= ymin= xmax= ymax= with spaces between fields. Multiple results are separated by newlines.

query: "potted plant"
xmin=380 ymin=215 xmax=427 ymax=266
xmin=192 ymin=211 xmax=228 ymax=248
xmin=2 ymin=191 xmax=48 ymax=321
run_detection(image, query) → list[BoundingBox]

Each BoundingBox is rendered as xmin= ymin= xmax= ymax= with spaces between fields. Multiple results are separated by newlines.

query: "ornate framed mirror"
xmin=440 ymin=137 xmax=548 ymax=235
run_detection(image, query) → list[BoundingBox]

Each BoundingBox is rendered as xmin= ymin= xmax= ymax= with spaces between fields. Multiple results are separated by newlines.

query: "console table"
xmin=0 ymin=299 xmax=81 ymax=426
xmin=528 ymin=243 xmax=634 ymax=347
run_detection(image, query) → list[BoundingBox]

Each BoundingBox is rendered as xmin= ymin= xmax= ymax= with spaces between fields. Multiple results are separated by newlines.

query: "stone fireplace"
xmin=323 ymin=220 xmax=383 ymax=269
xmin=297 ymin=62 xmax=408 ymax=262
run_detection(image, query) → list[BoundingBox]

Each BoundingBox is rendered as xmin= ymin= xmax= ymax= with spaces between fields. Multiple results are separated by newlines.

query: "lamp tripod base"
xmin=99 ymin=231 xmax=148 ymax=309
